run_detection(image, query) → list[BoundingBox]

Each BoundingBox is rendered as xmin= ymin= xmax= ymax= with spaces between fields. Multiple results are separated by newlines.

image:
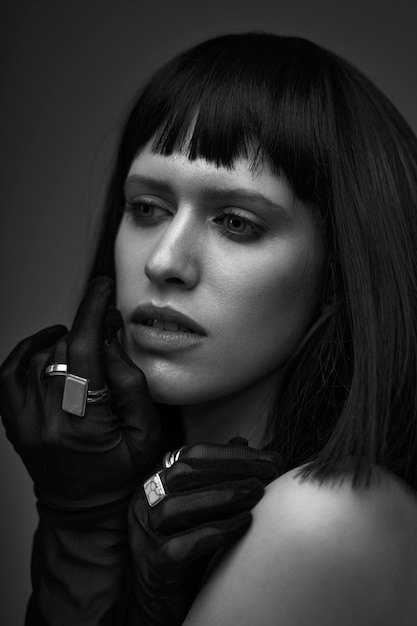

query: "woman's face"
xmin=114 ymin=143 xmax=326 ymax=405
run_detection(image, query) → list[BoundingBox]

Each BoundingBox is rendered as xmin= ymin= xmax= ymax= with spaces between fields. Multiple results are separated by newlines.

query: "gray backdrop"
xmin=1 ymin=0 xmax=417 ymax=622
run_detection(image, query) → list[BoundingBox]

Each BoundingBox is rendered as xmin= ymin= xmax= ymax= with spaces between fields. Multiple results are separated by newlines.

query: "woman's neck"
xmin=179 ymin=370 xmax=282 ymax=448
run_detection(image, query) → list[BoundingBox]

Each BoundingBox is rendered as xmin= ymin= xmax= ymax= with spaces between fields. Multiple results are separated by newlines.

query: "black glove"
xmin=0 ymin=276 xmax=160 ymax=509
xmin=127 ymin=439 xmax=281 ymax=626
xmin=0 ymin=276 xmax=161 ymax=625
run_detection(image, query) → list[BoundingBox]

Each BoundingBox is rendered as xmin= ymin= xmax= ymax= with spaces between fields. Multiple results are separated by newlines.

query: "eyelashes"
xmin=123 ymin=200 xmax=265 ymax=243
xmin=213 ymin=211 xmax=263 ymax=241
xmin=124 ymin=200 xmax=169 ymax=222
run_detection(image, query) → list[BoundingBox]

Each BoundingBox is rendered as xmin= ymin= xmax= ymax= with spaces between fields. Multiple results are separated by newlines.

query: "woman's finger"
xmin=181 ymin=441 xmax=280 ymax=469
xmin=158 ymin=511 xmax=253 ymax=567
xmin=103 ymin=334 xmax=161 ymax=466
xmin=66 ymin=276 xmax=114 ymax=388
xmin=0 ymin=325 xmax=68 ymax=414
xmin=144 ymin=478 xmax=264 ymax=535
xmin=164 ymin=445 xmax=280 ymax=492
xmin=0 ymin=325 xmax=68 ymax=381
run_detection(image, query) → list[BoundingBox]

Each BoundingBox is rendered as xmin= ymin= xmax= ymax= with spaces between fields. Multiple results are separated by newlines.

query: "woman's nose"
xmin=144 ymin=210 xmax=200 ymax=289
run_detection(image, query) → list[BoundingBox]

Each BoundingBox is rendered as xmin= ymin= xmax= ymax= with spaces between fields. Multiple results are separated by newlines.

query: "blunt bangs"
xmin=125 ymin=34 xmax=335 ymax=207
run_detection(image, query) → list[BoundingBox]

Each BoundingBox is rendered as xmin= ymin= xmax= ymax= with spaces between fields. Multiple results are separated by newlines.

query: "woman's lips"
xmin=129 ymin=304 xmax=207 ymax=351
xmin=130 ymin=304 xmax=207 ymax=335
xmin=143 ymin=318 xmax=195 ymax=333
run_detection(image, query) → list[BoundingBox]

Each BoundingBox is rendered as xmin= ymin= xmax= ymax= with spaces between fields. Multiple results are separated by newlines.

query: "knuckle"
xmin=67 ymin=338 xmax=88 ymax=363
xmin=161 ymin=536 xmax=187 ymax=562
xmin=41 ymin=420 xmax=62 ymax=448
xmin=51 ymin=337 xmax=68 ymax=363
xmin=165 ymin=461 xmax=193 ymax=487
xmin=31 ymin=350 xmax=49 ymax=375
xmin=186 ymin=442 xmax=206 ymax=459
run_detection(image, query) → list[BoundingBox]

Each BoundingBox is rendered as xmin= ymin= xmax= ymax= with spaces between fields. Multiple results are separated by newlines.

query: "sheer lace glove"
xmin=0 ymin=276 xmax=160 ymax=511
xmin=127 ymin=440 xmax=281 ymax=626
xmin=0 ymin=276 xmax=161 ymax=625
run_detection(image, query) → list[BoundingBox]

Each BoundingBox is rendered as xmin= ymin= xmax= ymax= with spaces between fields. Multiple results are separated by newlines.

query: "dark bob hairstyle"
xmin=88 ymin=32 xmax=417 ymax=489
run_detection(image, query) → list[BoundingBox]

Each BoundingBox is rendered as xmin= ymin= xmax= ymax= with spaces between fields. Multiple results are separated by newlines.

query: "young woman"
xmin=2 ymin=32 xmax=417 ymax=625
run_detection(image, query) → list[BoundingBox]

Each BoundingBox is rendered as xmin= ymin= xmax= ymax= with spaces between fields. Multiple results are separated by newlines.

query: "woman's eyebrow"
xmin=124 ymin=175 xmax=288 ymax=213
xmin=200 ymin=185 xmax=287 ymax=212
xmin=124 ymin=174 xmax=173 ymax=195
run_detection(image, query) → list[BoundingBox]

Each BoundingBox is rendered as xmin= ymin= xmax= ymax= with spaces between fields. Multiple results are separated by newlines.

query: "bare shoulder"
xmin=184 ymin=466 xmax=417 ymax=626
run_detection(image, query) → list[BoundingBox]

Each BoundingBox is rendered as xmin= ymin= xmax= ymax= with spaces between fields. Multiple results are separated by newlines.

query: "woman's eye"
xmin=124 ymin=200 xmax=171 ymax=224
xmin=225 ymin=215 xmax=250 ymax=233
xmin=216 ymin=211 xmax=263 ymax=241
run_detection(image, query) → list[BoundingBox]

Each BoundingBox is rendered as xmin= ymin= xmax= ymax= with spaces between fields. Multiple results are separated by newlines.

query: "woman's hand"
xmin=127 ymin=439 xmax=281 ymax=626
xmin=0 ymin=277 xmax=163 ymax=625
xmin=0 ymin=275 xmax=160 ymax=509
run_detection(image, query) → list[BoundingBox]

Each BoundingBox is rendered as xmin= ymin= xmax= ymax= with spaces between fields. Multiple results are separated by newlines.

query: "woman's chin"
xmin=148 ymin=386 xmax=183 ymax=405
xmin=143 ymin=372 xmax=218 ymax=406
xmin=142 ymin=374 xmax=193 ymax=406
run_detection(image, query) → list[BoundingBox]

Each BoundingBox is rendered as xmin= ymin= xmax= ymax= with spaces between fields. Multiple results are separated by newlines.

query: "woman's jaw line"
xmin=177 ymin=367 xmax=284 ymax=448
